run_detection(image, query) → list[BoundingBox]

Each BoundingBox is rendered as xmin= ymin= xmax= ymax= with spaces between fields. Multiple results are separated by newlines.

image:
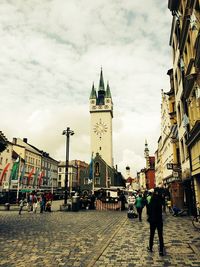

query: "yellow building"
xmin=168 ymin=0 xmax=200 ymax=214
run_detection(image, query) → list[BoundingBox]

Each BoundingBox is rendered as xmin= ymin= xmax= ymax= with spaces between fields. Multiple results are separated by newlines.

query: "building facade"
xmin=144 ymin=141 xmax=155 ymax=190
xmin=58 ymin=160 xmax=88 ymax=192
xmin=168 ymin=0 xmax=200 ymax=213
xmin=0 ymin=142 xmax=13 ymax=191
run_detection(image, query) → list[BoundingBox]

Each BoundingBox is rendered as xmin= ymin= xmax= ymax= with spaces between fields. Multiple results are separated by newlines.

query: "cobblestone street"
xmin=0 ymin=201 xmax=200 ymax=267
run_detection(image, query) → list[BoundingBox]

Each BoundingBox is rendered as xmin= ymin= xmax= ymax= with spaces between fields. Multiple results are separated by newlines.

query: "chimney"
xmin=13 ymin=138 xmax=17 ymax=144
xmin=23 ymin=138 xmax=28 ymax=143
xmin=115 ymin=164 xmax=118 ymax=171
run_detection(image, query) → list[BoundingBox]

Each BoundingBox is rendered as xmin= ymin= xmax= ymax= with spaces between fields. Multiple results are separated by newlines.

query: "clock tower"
xmin=89 ymin=69 xmax=113 ymax=167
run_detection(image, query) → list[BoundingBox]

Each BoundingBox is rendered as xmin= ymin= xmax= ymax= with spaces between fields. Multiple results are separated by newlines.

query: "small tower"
xmin=144 ymin=139 xmax=150 ymax=169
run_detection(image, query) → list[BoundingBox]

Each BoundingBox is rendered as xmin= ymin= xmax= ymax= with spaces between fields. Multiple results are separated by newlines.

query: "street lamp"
xmin=62 ymin=127 xmax=74 ymax=205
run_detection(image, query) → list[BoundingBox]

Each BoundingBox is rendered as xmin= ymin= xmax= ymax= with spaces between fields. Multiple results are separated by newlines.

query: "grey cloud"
xmin=0 ymin=0 xmax=172 ymax=176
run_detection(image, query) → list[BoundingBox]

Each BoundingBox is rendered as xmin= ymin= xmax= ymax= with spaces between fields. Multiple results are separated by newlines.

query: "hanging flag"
xmin=19 ymin=163 xmax=26 ymax=184
xmin=89 ymin=153 xmax=94 ymax=180
xmin=33 ymin=169 xmax=39 ymax=187
xmin=0 ymin=163 xmax=10 ymax=185
xmin=10 ymin=157 xmax=20 ymax=181
xmin=38 ymin=171 xmax=44 ymax=187
xmin=27 ymin=168 xmax=34 ymax=186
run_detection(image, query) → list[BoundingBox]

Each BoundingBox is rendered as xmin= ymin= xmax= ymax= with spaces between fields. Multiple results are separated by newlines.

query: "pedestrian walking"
xmin=119 ymin=191 xmax=126 ymax=211
xmin=135 ymin=193 xmax=144 ymax=221
xmin=40 ymin=193 xmax=46 ymax=213
xmin=33 ymin=195 xmax=38 ymax=213
xmin=147 ymin=187 xmax=164 ymax=256
xmin=19 ymin=197 xmax=26 ymax=215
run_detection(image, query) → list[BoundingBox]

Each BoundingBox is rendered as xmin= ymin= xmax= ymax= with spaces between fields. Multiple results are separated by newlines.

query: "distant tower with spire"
xmin=89 ymin=68 xmax=113 ymax=167
xmin=144 ymin=139 xmax=150 ymax=169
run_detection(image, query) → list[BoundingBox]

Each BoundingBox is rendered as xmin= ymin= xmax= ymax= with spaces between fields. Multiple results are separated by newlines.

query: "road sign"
xmin=167 ymin=163 xmax=173 ymax=170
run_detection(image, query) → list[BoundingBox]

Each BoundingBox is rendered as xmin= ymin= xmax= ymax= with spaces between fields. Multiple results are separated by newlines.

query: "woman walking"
xmin=135 ymin=193 xmax=144 ymax=221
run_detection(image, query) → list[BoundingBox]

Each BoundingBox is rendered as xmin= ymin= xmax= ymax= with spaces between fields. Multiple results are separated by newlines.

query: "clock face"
xmin=93 ymin=121 xmax=108 ymax=135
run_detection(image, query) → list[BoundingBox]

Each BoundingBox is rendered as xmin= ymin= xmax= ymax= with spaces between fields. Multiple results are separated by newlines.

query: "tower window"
xmin=99 ymin=147 xmax=101 ymax=150
xmin=95 ymin=162 xmax=100 ymax=176
xmin=94 ymin=177 xmax=100 ymax=185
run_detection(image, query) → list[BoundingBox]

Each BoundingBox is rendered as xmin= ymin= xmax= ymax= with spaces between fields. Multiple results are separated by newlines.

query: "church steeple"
xmin=97 ymin=68 xmax=105 ymax=105
xmin=90 ymin=83 xmax=97 ymax=99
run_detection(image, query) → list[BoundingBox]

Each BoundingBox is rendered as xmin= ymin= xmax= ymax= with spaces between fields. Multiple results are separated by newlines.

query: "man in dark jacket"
xmin=147 ymin=187 xmax=164 ymax=256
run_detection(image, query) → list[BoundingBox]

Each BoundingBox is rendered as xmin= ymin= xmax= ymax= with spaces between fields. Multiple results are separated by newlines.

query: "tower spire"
xmin=105 ymin=81 xmax=112 ymax=98
xmin=98 ymin=68 xmax=105 ymax=91
xmin=90 ymin=82 xmax=97 ymax=99
xmin=97 ymin=68 xmax=105 ymax=104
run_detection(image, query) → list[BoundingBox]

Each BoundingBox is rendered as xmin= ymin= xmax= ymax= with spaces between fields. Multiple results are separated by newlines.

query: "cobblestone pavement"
xmin=0 ymin=201 xmax=199 ymax=267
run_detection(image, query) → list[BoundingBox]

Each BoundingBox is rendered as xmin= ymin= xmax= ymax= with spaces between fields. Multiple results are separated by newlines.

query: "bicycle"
xmin=192 ymin=206 xmax=200 ymax=231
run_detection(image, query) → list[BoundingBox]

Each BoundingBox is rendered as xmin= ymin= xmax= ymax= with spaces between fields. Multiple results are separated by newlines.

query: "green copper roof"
xmin=89 ymin=83 xmax=97 ymax=99
xmin=98 ymin=68 xmax=105 ymax=91
xmin=105 ymin=82 xmax=112 ymax=98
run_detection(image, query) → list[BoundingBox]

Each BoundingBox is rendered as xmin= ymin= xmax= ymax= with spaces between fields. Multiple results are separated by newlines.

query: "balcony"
xmin=194 ymin=31 xmax=200 ymax=69
xmin=179 ymin=15 xmax=191 ymax=54
xmin=186 ymin=120 xmax=200 ymax=147
xmin=183 ymin=73 xmax=197 ymax=98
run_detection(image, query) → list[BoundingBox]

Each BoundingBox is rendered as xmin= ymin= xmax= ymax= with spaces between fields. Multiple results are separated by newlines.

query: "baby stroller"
xmin=127 ymin=204 xmax=138 ymax=219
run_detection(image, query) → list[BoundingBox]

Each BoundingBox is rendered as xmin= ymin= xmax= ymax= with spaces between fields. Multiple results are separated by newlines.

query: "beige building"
xmin=155 ymin=136 xmax=163 ymax=186
xmin=12 ymin=138 xmax=42 ymax=190
xmin=0 ymin=142 xmax=13 ymax=191
xmin=158 ymin=85 xmax=183 ymax=207
xmin=58 ymin=160 xmax=88 ymax=193
xmin=138 ymin=169 xmax=146 ymax=190
xmin=12 ymin=138 xmax=59 ymax=192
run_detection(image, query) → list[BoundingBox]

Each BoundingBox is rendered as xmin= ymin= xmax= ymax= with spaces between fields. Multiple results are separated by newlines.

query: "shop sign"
xmin=163 ymin=176 xmax=181 ymax=184
xmin=167 ymin=163 xmax=181 ymax=170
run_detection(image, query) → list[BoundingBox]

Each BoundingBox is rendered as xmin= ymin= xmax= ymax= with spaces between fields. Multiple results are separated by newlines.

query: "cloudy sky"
xmin=0 ymin=0 xmax=172 ymax=176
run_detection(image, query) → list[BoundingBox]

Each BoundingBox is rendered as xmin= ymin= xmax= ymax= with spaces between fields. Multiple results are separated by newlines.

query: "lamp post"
xmin=62 ymin=127 xmax=74 ymax=205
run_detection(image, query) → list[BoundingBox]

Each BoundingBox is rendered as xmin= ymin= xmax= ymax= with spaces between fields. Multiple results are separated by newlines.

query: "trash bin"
xmin=4 ymin=203 xmax=10 ymax=211
xmin=72 ymin=196 xmax=79 ymax=212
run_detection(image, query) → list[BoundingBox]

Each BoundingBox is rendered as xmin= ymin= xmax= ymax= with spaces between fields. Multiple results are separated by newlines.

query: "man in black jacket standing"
xmin=147 ymin=187 xmax=164 ymax=256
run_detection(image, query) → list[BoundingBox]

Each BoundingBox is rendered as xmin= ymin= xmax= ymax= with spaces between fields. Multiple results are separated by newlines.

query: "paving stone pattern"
xmin=0 ymin=202 xmax=199 ymax=267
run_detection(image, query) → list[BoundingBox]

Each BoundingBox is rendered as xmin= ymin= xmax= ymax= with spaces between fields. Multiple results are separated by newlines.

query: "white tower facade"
xmin=89 ymin=69 xmax=113 ymax=167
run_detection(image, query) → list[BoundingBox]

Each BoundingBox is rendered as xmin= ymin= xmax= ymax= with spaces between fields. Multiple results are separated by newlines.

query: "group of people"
xmin=127 ymin=188 xmax=165 ymax=256
xmin=19 ymin=192 xmax=53 ymax=215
